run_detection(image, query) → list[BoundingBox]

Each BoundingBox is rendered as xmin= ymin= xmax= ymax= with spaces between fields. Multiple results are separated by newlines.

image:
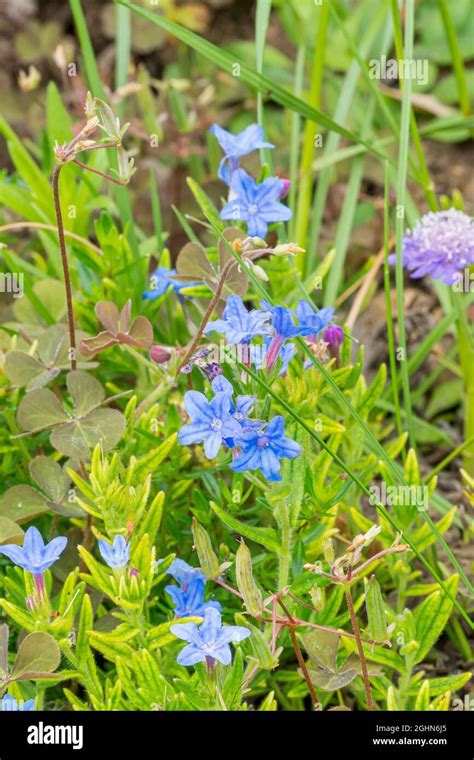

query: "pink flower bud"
xmin=150 ymin=344 xmax=172 ymax=364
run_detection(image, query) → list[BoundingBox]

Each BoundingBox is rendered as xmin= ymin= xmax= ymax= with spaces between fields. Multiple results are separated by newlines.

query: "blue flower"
xmin=231 ymin=416 xmax=301 ymax=481
xmin=295 ymin=301 xmax=335 ymax=338
xmin=264 ymin=305 xmax=300 ymax=370
xmin=98 ymin=535 xmax=130 ymax=569
xmin=210 ymin=123 xmax=274 ymax=184
xmin=166 ymin=576 xmax=221 ymax=619
xmin=178 ymin=390 xmax=243 ymax=459
xmin=220 ymin=169 xmax=292 ymax=238
xmin=210 ymin=375 xmax=259 ymax=446
xmin=143 ymin=266 xmax=195 ymax=300
xmin=0 ymin=694 xmax=35 ymax=711
xmin=204 ymin=295 xmax=271 ymax=345
xmin=167 ymin=558 xmax=206 ymax=587
xmin=171 ymin=606 xmax=250 ymax=666
xmin=0 ymin=526 xmax=67 ymax=577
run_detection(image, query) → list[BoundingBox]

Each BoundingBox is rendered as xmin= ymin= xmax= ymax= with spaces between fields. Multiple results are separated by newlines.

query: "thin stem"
xmin=344 ymin=584 xmax=374 ymax=710
xmin=176 ymin=258 xmax=236 ymax=374
xmin=72 ymin=159 xmax=128 ymax=186
xmin=52 ymin=164 xmax=77 ymax=371
xmin=278 ymin=599 xmax=320 ymax=709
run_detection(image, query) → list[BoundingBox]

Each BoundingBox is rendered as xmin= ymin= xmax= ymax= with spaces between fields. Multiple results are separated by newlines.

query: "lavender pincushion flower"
xmin=389 ymin=209 xmax=474 ymax=285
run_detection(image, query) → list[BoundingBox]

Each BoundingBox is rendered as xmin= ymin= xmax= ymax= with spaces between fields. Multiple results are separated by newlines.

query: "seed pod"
xmin=191 ymin=518 xmax=220 ymax=579
xmin=310 ymin=586 xmax=325 ymax=611
xmin=323 ymin=538 xmax=335 ymax=564
xmin=365 ymin=574 xmax=388 ymax=642
xmin=236 ymin=540 xmax=263 ymax=616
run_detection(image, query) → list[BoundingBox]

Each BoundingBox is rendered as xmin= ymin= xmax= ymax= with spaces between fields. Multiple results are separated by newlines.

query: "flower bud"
xmin=150 ymin=345 xmax=172 ymax=364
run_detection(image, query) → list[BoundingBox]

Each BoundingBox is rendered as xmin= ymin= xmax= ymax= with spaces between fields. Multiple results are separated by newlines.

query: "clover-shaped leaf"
xmin=0 ymin=628 xmax=61 ymax=696
xmin=301 ymin=631 xmax=380 ymax=692
xmin=1 ymin=456 xmax=83 ymax=524
xmin=175 ymin=229 xmax=248 ymax=301
xmin=0 ymin=517 xmax=24 ymax=545
xmin=5 ymin=324 xmax=95 ymax=391
xmin=79 ymin=300 xmax=153 ymax=357
xmin=10 ymin=632 xmax=61 ymax=682
xmin=176 ymin=241 xmax=216 ymax=283
xmin=12 ymin=279 xmax=66 ymax=331
xmin=15 ymin=370 xmax=126 ymax=460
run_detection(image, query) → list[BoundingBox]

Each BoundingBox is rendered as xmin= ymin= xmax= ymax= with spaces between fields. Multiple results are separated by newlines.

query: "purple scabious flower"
xmin=204 ymin=294 xmax=271 ymax=345
xmin=171 ymin=606 xmax=250 ymax=666
xmin=210 ymin=123 xmax=274 ymax=184
xmin=178 ymin=390 xmax=243 ymax=459
xmin=166 ymin=576 xmax=221 ymax=619
xmin=143 ymin=266 xmax=196 ymax=300
xmin=389 ymin=209 xmax=474 ymax=285
xmin=220 ymin=169 xmax=292 ymax=238
xmin=231 ymin=415 xmax=301 ymax=482
xmin=1 ymin=694 xmax=35 ymax=711
xmin=98 ymin=535 xmax=130 ymax=569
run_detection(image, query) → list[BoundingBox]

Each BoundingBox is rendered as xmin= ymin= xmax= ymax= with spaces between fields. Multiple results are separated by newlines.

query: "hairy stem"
xmin=52 ymin=164 xmax=77 ymax=371
xmin=176 ymin=257 xmax=236 ymax=374
xmin=344 ymin=584 xmax=374 ymax=710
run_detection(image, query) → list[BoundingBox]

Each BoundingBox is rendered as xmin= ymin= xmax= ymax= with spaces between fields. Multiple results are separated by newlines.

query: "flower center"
xmin=202 ymin=641 xmax=217 ymax=654
xmin=234 ymin=412 xmax=244 ymax=421
xmin=257 ymin=436 xmax=270 ymax=448
xmin=248 ymin=203 xmax=259 ymax=216
xmin=211 ymin=418 xmax=223 ymax=431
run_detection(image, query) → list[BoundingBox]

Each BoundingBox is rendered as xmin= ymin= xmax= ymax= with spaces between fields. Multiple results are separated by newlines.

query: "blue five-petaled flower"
xmin=178 ymin=391 xmax=243 ymax=459
xmin=204 ymin=294 xmax=271 ymax=345
xmin=143 ymin=266 xmax=195 ymax=300
xmin=221 ymin=169 xmax=292 ymax=238
xmin=171 ymin=606 xmax=250 ymax=666
xmin=166 ymin=576 xmax=221 ymax=619
xmin=98 ymin=535 xmax=130 ymax=569
xmin=231 ymin=415 xmax=301 ymax=482
xmin=0 ymin=694 xmax=35 ymax=712
xmin=166 ymin=558 xmax=206 ymax=587
xmin=0 ymin=526 xmax=67 ymax=578
xmin=210 ymin=123 xmax=274 ymax=185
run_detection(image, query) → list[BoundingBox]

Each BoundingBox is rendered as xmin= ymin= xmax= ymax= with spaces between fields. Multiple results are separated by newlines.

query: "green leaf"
xmin=50 ymin=408 xmax=126 ymax=459
xmin=17 ymin=388 xmax=69 ymax=432
xmin=67 ymin=370 xmax=105 ymax=417
xmin=187 ymin=177 xmax=224 ymax=231
xmin=176 ymin=241 xmax=214 ymax=282
xmin=408 ymin=672 xmax=471 ymax=697
xmin=191 ymin=518 xmax=220 ymax=579
xmin=0 ymin=517 xmax=24 ymax=545
xmin=210 ymin=501 xmax=282 ymax=554
xmin=1 ymin=486 xmax=47 ymax=524
xmin=414 ymin=575 xmax=459 ymax=664
xmin=11 ymin=632 xmax=61 ymax=680
xmin=29 ymin=456 xmax=70 ymax=503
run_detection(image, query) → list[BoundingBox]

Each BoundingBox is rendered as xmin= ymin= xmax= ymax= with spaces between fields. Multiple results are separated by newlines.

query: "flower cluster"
xmin=204 ymin=294 xmax=335 ymax=372
xmin=390 ymin=208 xmax=474 ymax=285
xmin=165 ymin=558 xmax=220 ymax=619
xmin=178 ymin=373 xmax=301 ymax=481
xmin=211 ymin=123 xmax=292 ymax=237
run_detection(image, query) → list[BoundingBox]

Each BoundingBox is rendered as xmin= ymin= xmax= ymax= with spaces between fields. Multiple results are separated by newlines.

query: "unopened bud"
xmin=150 ymin=344 xmax=172 ymax=364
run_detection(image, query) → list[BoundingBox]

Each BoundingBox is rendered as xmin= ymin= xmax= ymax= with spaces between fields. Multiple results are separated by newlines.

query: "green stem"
xmin=452 ymin=289 xmax=474 ymax=476
xmin=437 ymin=0 xmax=471 ymax=116
xmin=294 ymin=2 xmax=329 ymax=268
